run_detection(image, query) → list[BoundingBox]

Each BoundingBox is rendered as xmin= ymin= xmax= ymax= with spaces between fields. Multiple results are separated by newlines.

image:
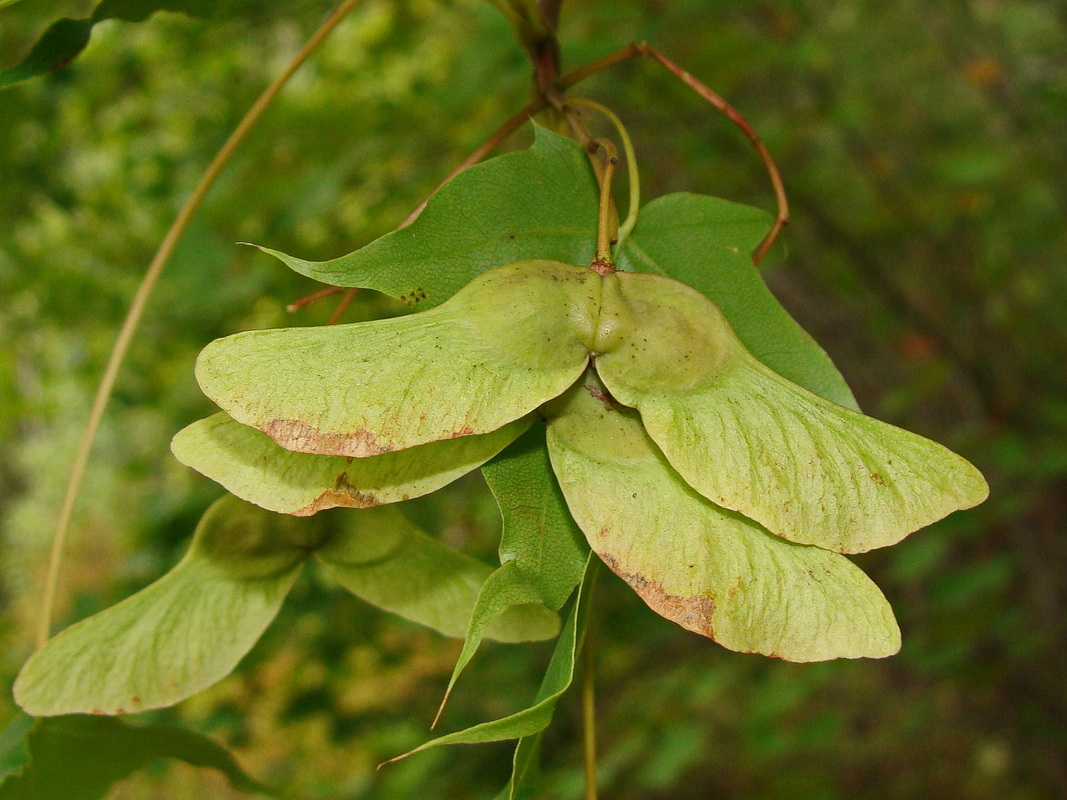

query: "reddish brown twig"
xmin=643 ymin=46 xmax=789 ymax=264
xmin=287 ymin=285 xmax=344 ymax=312
xmin=326 ymin=288 xmax=359 ymax=324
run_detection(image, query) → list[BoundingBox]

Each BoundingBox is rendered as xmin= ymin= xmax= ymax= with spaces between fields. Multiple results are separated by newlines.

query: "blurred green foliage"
xmin=1 ymin=0 xmax=1064 ymax=797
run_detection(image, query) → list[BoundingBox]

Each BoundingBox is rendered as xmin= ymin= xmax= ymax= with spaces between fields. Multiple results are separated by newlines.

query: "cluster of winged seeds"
xmin=182 ymin=258 xmax=988 ymax=661
xmin=15 ymin=130 xmax=989 ymax=725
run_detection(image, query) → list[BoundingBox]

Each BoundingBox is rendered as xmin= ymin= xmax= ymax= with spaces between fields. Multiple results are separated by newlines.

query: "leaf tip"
xmin=377 ymin=750 xmax=413 ymax=770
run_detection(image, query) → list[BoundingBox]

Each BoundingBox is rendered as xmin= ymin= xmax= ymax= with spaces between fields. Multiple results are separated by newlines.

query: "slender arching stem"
xmin=560 ymin=42 xmax=788 ymax=263
xmin=565 ymin=98 xmax=640 ymax=245
xmin=643 ymin=46 xmax=789 ymax=264
xmin=556 ymin=42 xmax=647 ymax=92
xmin=36 ymin=0 xmax=368 ymax=648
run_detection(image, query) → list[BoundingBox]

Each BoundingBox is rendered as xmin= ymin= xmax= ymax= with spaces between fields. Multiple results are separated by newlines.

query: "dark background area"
xmin=1 ymin=0 xmax=1064 ymax=797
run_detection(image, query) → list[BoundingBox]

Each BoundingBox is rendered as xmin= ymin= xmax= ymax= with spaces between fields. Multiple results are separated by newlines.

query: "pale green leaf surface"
xmin=482 ymin=422 xmax=588 ymax=610
xmin=435 ymin=561 xmax=549 ymax=719
xmin=196 ymin=261 xmax=596 ymax=457
xmin=0 ymin=716 xmax=275 ymax=799
xmin=257 ymin=125 xmax=599 ymax=309
xmin=15 ymin=497 xmax=309 ymax=716
xmin=315 ymin=506 xmax=558 ymax=642
xmin=545 ymin=379 xmax=901 ymax=661
xmin=617 ymin=193 xmax=858 ymax=410
xmin=388 ymin=556 xmax=594 ymax=761
xmin=171 ymin=413 xmax=530 ymax=516
xmin=594 ymin=272 xmax=989 ymax=553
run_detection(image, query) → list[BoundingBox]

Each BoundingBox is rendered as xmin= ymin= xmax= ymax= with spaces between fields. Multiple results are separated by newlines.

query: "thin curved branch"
xmin=38 ymin=0 xmax=368 ymax=648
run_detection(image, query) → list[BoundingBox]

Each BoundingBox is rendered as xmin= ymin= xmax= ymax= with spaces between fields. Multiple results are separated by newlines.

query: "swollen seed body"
xmin=594 ymin=272 xmax=736 ymax=391
xmin=193 ymin=498 xmax=321 ymax=580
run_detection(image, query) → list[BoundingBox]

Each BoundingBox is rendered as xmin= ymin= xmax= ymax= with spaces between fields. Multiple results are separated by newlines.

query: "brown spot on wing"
xmin=293 ymin=488 xmax=381 ymax=516
xmin=598 ymin=551 xmax=716 ymax=639
xmin=261 ymin=418 xmax=394 ymax=457
xmin=583 ymin=384 xmax=614 ymax=410
xmin=293 ymin=472 xmax=381 ymax=516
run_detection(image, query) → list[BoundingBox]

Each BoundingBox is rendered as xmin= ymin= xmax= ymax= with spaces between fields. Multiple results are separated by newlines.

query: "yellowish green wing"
xmin=15 ymin=496 xmax=311 ymax=716
xmin=593 ymin=272 xmax=989 ymax=554
xmin=315 ymin=505 xmax=559 ymax=643
xmin=544 ymin=378 xmax=901 ymax=661
xmin=196 ymin=260 xmax=596 ymax=457
xmin=171 ymin=413 xmax=531 ymax=516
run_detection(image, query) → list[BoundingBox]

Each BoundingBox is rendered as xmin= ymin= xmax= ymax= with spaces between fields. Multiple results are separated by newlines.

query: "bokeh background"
xmin=1 ymin=0 xmax=1064 ymax=797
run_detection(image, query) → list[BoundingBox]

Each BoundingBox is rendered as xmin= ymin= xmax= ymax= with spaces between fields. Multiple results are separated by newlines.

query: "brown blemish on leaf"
xmin=261 ymin=418 xmax=394 ymax=458
xmin=870 ymin=472 xmax=886 ymax=485
xmin=598 ymin=551 xmax=716 ymax=639
xmin=450 ymin=426 xmax=475 ymax=439
xmin=583 ymin=383 xmax=614 ymax=410
xmin=293 ymin=488 xmax=380 ymax=516
xmin=294 ymin=471 xmax=381 ymax=516
xmin=399 ymin=287 xmax=428 ymax=306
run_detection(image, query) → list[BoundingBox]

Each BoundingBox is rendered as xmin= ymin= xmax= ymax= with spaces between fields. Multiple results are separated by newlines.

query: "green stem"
xmin=592 ymin=136 xmax=619 ymax=271
xmin=551 ymin=98 xmax=620 ymax=267
xmin=36 ymin=0 xmax=368 ymax=649
xmin=566 ymin=98 xmax=640 ymax=245
xmin=581 ymin=557 xmax=603 ymax=800
xmin=582 ymin=617 xmax=599 ymax=800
